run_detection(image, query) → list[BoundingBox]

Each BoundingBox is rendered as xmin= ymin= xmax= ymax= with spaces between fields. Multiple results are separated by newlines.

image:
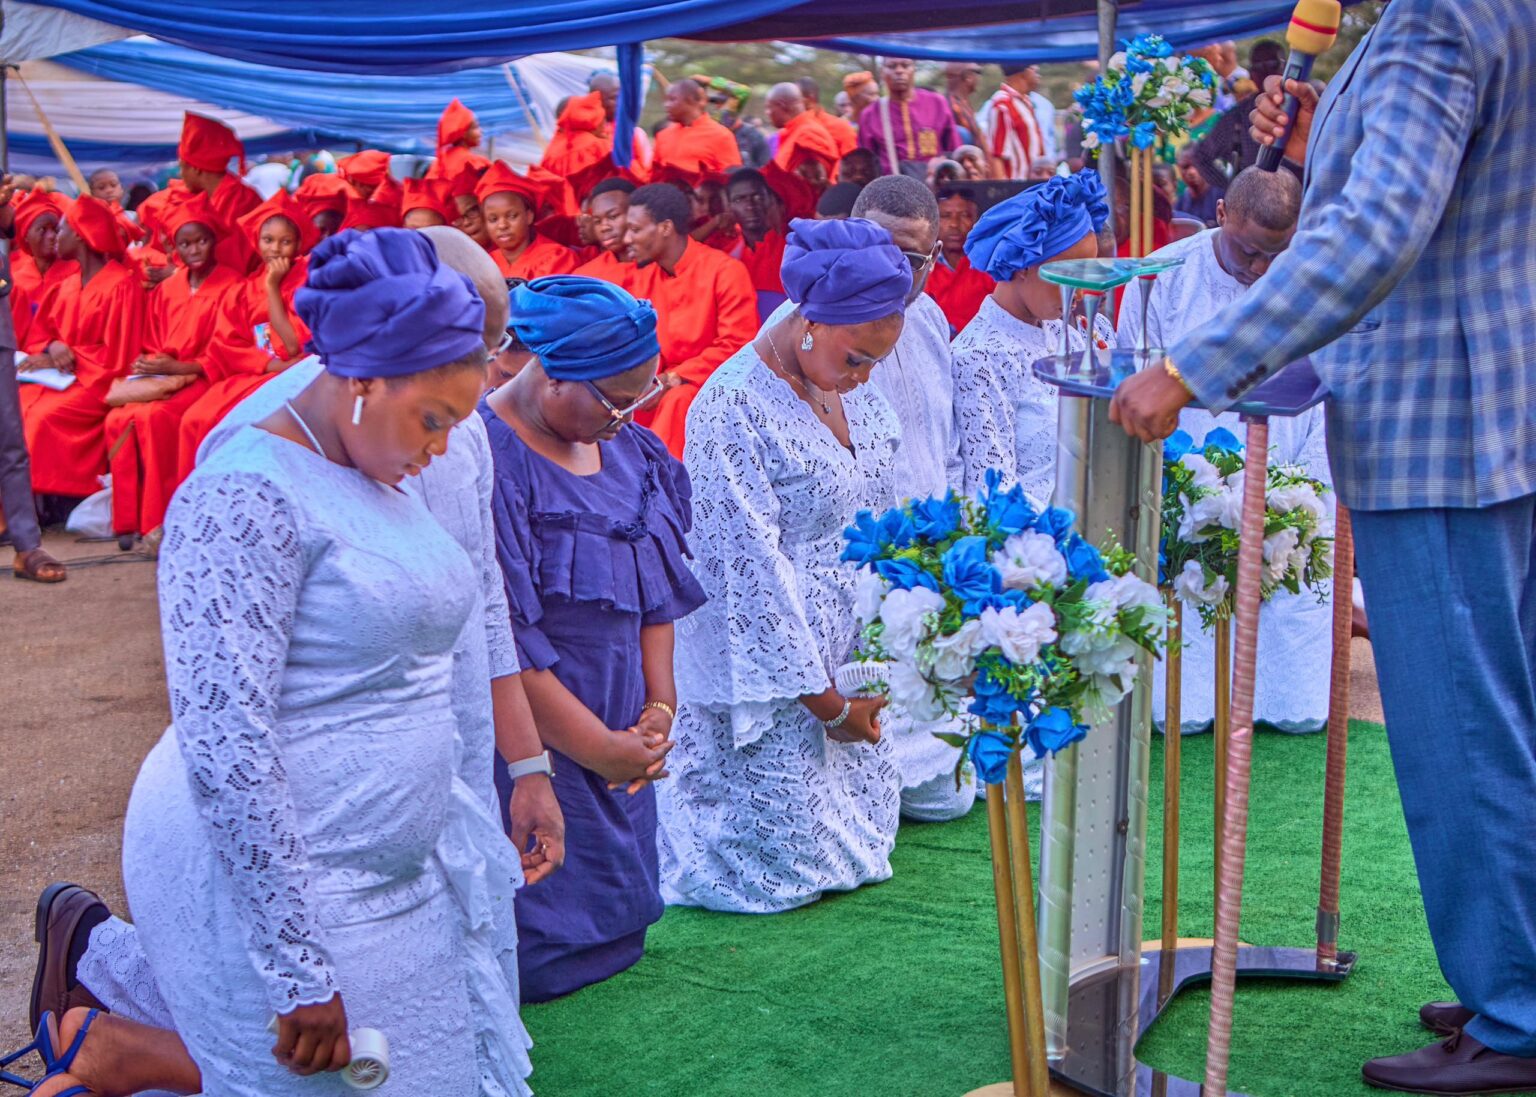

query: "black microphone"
xmin=1256 ymin=0 xmax=1342 ymax=172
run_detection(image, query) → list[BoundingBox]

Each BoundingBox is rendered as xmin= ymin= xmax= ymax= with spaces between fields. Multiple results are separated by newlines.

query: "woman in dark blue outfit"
xmin=482 ymin=276 xmax=707 ymax=1002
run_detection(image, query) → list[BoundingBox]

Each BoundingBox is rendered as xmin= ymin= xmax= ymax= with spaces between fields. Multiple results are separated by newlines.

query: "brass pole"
xmin=1004 ymin=753 xmax=1051 ymax=1097
xmin=1158 ymin=595 xmax=1183 ymax=1006
xmin=1214 ymin=614 xmax=1231 ymax=896
xmin=985 ymin=782 xmax=1035 ymax=1094
xmin=1129 ymin=148 xmax=1143 ymax=262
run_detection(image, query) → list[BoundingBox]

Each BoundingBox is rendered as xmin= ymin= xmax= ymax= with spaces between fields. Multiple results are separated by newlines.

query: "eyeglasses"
xmin=902 ymin=245 xmax=940 ymax=275
xmin=584 ymin=376 xmax=666 ymax=423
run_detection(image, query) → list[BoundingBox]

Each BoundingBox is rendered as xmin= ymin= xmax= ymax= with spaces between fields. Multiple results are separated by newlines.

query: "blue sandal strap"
xmin=51 ymin=1011 xmax=98 ymax=1075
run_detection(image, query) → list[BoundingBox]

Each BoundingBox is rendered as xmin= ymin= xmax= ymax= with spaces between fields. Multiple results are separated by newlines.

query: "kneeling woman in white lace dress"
xmin=659 ymin=218 xmax=914 ymax=914
xmin=119 ymin=230 xmax=524 ymax=1096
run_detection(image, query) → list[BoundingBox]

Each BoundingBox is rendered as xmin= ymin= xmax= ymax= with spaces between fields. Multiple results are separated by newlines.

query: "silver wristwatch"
xmin=505 ymin=750 xmax=554 ymax=782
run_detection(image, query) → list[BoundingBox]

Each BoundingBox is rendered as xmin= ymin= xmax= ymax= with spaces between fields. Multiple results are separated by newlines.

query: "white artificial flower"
xmin=1173 ymin=560 xmax=1229 ymax=607
xmin=992 ymin=530 xmax=1069 ymax=592
xmin=980 ymin=602 xmax=1058 ymax=666
xmin=930 ymin=618 xmax=988 ymax=681
xmin=1179 ymin=489 xmax=1232 ymax=542
xmin=1131 ymin=71 xmax=1152 ymax=96
xmin=1160 ymin=76 xmax=1190 ymax=98
xmin=1098 ymin=573 xmax=1163 ymax=612
xmin=854 ymin=570 xmax=888 ymax=628
xmin=1082 ymin=130 xmax=1102 ymax=150
xmin=1160 ymin=56 xmax=1180 ymax=73
xmin=1146 ymin=94 xmax=1172 ymax=108
xmin=1262 ymin=527 xmax=1302 ymax=585
xmin=1267 ymin=482 xmax=1327 ymax=525
xmin=879 ymin=586 xmax=945 ymax=660
xmin=1182 ymin=453 xmax=1223 ymax=491
xmin=1073 ymin=634 xmax=1138 ymax=677
xmin=1108 ymin=50 xmax=1128 ymax=71
xmin=887 ymin=658 xmax=953 ymax=722
xmin=1188 ymin=87 xmax=1213 ymax=108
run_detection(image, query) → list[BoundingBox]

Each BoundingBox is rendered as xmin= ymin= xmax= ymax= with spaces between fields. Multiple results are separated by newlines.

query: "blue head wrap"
xmin=296 ymin=228 xmax=486 ymax=378
xmin=510 ymin=275 xmax=660 ymax=381
xmin=781 ymin=217 xmax=911 ymax=325
xmin=964 ymin=169 xmax=1111 ymax=282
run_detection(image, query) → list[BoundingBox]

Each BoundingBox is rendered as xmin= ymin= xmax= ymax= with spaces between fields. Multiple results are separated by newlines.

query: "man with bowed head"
xmin=1111 ymin=2 xmax=1536 ymax=1091
xmin=653 ymin=78 xmax=743 ymax=177
xmin=661 ymin=218 xmax=915 ymax=913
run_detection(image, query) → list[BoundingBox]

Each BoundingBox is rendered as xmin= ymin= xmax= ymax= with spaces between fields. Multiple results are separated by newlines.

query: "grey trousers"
xmin=0 ymin=348 xmax=41 ymax=553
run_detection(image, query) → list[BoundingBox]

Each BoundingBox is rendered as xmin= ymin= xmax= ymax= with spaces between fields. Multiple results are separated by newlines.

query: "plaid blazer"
xmin=1170 ymin=0 xmax=1536 ymax=510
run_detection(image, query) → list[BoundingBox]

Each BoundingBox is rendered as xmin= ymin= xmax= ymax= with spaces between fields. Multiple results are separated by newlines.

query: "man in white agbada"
xmin=764 ymin=174 xmax=976 ymax=822
xmin=26 ymin=228 xmax=559 ymax=1097
xmin=1116 ymin=166 xmax=1335 ymax=734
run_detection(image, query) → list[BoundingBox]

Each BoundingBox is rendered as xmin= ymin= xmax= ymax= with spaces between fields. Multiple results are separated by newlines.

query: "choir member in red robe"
xmin=19 ymin=196 xmax=148 ymax=498
xmin=724 ymin=169 xmax=790 ymax=323
xmin=176 ymin=112 xmax=261 ymax=273
xmin=294 ymin=172 xmax=354 ymax=240
xmin=449 ymin=164 xmax=493 ymax=249
xmin=590 ymin=71 xmax=654 ymax=175
xmin=541 ymin=92 xmax=622 ymax=203
xmin=927 ymin=189 xmax=995 ymax=335
xmin=103 ymin=192 xmax=241 ymax=539
xmin=799 ymin=77 xmax=858 ymax=159
xmin=173 ymin=191 xmax=315 ymax=480
xmin=401 ymin=176 xmax=459 ymax=229
xmin=9 ymin=191 xmax=76 ymax=354
xmin=623 ymin=184 xmax=756 ymax=457
xmin=653 ymin=80 xmax=742 ymax=177
xmin=428 ymin=98 xmax=491 ymax=182
xmin=767 ymin=82 xmax=841 ymax=190
xmin=477 ymin=162 xmax=580 ymax=280
xmin=573 ymin=178 xmax=640 ymax=289
xmin=337 ymin=150 xmax=404 ymax=226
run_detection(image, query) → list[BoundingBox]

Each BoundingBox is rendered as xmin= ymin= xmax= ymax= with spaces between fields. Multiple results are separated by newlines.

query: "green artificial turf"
xmin=525 ymin=721 xmax=1458 ymax=1097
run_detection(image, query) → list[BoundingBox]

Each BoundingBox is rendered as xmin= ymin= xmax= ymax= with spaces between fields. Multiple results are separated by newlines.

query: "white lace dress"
xmin=1118 ymin=230 xmax=1336 ymax=733
xmin=121 ymin=425 xmax=518 ymax=1097
xmin=951 ymin=296 xmax=1097 ymax=506
xmin=658 ymin=349 xmax=903 ymax=913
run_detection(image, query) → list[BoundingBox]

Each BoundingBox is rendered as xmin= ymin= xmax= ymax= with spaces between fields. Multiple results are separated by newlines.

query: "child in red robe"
xmin=476 ymin=162 xmax=580 ymax=280
xmin=173 ymin=191 xmax=316 ymax=480
xmin=19 ymin=196 xmax=148 ymax=498
xmin=400 ymin=176 xmax=459 ymax=230
xmin=176 ymin=113 xmax=262 ymax=273
xmin=9 ymin=191 xmax=77 ymax=355
xmin=103 ymin=192 xmax=242 ymax=539
xmin=337 ymin=150 xmax=404 ymax=226
xmin=428 ymin=98 xmax=491 ymax=181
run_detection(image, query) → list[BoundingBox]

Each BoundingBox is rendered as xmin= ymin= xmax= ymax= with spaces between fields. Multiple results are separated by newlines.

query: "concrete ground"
xmin=0 ymin=528 xmax=1386 ymax=1054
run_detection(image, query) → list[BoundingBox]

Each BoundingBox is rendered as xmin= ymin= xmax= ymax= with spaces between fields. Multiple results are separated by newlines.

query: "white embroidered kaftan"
xmin=659 ymin=349 xmax=903 ymax=913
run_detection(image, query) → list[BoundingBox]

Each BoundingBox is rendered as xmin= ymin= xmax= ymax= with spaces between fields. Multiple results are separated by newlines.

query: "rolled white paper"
xmin=265 ymin=1016 xmax=391 ymax=1089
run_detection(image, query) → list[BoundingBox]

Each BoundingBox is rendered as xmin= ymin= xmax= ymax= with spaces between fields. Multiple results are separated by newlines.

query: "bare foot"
xmin=26 ymin=1069 xmax=92 ymax=1096
xmin=55 ymin=1007 xmax=200 ymax=1097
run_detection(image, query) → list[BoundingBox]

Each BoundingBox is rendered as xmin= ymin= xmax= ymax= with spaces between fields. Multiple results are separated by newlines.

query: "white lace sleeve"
xmin=952 ymin=335 xmax=1018 ymax=497
xmin=470 ymin=420 xmax=519 ymax=679
xmin=679 ymin=388 xmax=831 ymax=709
xmin=158 ymin=471 xmax=338 ymax=1013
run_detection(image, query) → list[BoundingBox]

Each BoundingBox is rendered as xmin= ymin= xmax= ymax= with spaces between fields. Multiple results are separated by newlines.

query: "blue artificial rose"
xmin=1132 ymin=121 xmax=1158 ymax=150
xmin=1202 ymin=427 xmax=1243 ymax=456
xmin=975 ymin=587 xmax=1033 ymax=614
xmin=1063 ymin=533 xmax=1111 ymax=584
xmin=1024 ymin=707 xmax=1089 ymax=759
xmin=911 ymin=491 xmax=962 ymax=542
xmin=1128 ymin=33 xmax=1174 ymax=59
xmin=1033 ymin=506 xmax=1076 ymax=546
xmin=1125 ymin=52 xmax=1154 ymax=76
xmin=1163 ymin=429 xmax=1194 ymax=464
xmin=879 ymin=507 xmax=917 ymax=549
xmin=968 ymin=666 xmax=1023 ymax=729
xmin=942 ymin=535 xmax=1001 ymax=614
xmin=1111 ymin=79 xmax=1137 ymax=110
xmin=842 ymin=510 xmax=884 ymax=564
xmin=966 ymin=730 xmax=1015 ymax=786
xmin=979 ymin=469 xmax=1038 ymax=536
xmin=875 ymin=558 xmax=940 ymax=593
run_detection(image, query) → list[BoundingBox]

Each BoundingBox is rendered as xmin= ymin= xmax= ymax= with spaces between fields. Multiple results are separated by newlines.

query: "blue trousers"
xmin=1353 ymin=493 xmax=1536 ymax=1055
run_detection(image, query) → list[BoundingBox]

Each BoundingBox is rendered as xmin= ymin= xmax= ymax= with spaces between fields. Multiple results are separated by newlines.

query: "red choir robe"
xmin=11 ymin=255 xmax=78 ymax=355
xmin=104 ymin=265 xmax=242 ymax=536
xmin=652 ymin=115 xmax=743 ymax=176
xmin=21 ymin=261 xmax=148 ymax=496
xmin=572 ymin=250 xmax=641 ymax=291
xmin=629 ymin=240 xmax=757 ymax=458
xmin=206 ymin=173 xmax=262 ymax=272
xmin=926 ymin=253 xmax=996 ymax=336
xmin=492 ymin=234 xmax=580 ymax=281
xmin=175 ymin=258 xmax=311 ymax=481
xmin=540 ymin=92 xmax=646 ymax=202
xmin=773 ymin=111 xmax=842 ymax=182
xmin=809 ymin=106 xmax=858 ymax=158
xmin=729 ymin=229 xmax=789 ymax=325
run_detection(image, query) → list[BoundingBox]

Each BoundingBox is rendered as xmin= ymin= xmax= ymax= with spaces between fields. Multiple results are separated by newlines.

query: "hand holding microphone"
xmin=1255 ymin=0 xmax=1342 ymax=171
xmin=1252 ymin=76 xmax=1322 ymax=167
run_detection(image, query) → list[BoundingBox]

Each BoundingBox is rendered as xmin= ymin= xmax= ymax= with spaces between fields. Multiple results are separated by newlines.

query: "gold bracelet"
xmin=1163 ymin=356 xmax=1193 ymax=394
xmin=643 ymin=699 xmax=676 ymax=720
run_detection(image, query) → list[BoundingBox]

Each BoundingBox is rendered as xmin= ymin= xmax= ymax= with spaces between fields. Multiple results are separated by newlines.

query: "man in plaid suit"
xmin=1113 ymin=0 xmax=1536 ymax=1091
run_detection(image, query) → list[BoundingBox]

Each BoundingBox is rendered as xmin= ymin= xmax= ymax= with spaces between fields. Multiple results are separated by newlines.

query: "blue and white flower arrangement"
xmin=1161 ymin=427 xmax=1335 ymax=628
xmin=841 ymin=471 xmax=1169 ymax=785
xmin=1074 ymin=34 xmax=1218 ymax=150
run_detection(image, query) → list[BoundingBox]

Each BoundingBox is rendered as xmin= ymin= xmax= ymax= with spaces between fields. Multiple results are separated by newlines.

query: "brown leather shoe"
xmin=29 ymin=884 xmax=109 ymax=1033
xmin=1421 ymin=1002 xmax=1477 ymax=1037
xmin=1363 ymin=1032 xmax=1536 ymax=1094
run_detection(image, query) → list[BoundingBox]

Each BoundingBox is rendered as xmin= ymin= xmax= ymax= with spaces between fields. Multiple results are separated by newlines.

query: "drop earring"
xmin=801 ymin=331 xmax=814 ymax=351
xmin=352 ymin=395 xmax=364 ymax=426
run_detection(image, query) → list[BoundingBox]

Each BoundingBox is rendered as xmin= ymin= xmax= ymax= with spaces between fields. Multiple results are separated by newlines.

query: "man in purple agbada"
xmin=858 ymin=57 xmax=961 ymax=177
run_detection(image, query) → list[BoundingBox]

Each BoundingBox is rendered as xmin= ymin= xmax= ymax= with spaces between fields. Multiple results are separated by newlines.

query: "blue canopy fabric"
xmin=51 ymin=39 xmax=564 ymax=155
xmin=798 ymin=0 xmax=1364 ymax=63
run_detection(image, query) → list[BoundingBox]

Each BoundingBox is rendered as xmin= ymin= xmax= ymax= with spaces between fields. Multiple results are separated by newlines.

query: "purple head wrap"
xmin=964 ymin=169 xmax=1110 ymax=282
xmin=296 ymin=228 xmax=486 ymax=378
xmin=781 ymin=217 xmax=911 ymax=325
